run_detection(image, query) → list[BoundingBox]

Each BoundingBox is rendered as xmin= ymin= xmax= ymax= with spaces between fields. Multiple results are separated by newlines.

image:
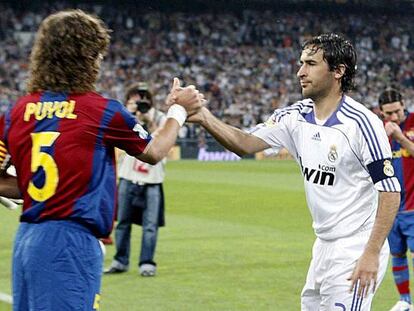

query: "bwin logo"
xmin=299 ymin=157 xmax=335 ymax=186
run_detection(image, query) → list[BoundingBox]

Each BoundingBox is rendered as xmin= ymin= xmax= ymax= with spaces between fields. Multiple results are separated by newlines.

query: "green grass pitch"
xmin=0 ymin=160 xmax=400 ymax=310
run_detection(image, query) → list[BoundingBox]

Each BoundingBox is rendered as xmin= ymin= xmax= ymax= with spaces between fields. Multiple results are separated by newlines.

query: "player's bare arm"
xmin=348 ymin=191 xmax=400 ymax=297
xmin=138 ymin=78 xmax=202 ymax=164
xmin=0 ymin=172 xmax=21 ymax=199
xmin=188 ymin=106 xmax=270 ymax=156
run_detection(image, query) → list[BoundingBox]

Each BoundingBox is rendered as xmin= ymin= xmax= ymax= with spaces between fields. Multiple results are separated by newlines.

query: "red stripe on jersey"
xmin=402 ymin=113 xmax=414 ymax=211
xmin=397 ymin=280 xmax=410 ymax=294
xmin=6 ymin=93 xmax=42 ymax=212
xmin=393 ymin=265 xmax=409 ymax=272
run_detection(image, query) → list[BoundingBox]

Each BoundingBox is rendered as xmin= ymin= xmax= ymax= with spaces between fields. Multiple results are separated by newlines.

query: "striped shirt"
xmin=252 ymin=95 xmax=400 ymax=240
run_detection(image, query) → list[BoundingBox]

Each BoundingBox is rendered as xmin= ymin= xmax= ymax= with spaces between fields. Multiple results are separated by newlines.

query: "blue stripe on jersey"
xmin=350 ymin=281 xmax=358 ymax=310
xmin=73 ymin=99 xmax=117 ymax=236
xmin=4 ymin=109 xmax=12 ymax=146
xmin=341 ymin=108 xmax=376 ymax=161
xmin=23 ymin=91 xmax=66 ymax=221
xmin=357 ymin=294 xmax=364 ymax=311
xmin=342 ymin=102 xmax=384 ymax=161
xmin=276 ymin=102 xmax=313 ymax=122
xmin=385 ymin=178 xmax=395 ymax=192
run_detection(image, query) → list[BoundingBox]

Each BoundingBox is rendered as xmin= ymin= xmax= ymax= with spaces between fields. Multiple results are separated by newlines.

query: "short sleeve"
xmin=358 ymin=113 xmax=400 ymax=192
xmin=103 ymin=100 xmax=152 ymax=157
xmin=250 ymin=110 xmax=296 ymax=156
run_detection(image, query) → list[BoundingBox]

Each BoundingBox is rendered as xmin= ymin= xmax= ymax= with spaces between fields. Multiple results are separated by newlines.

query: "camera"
xmin=136 ymin=99 xmax=152 ymax=113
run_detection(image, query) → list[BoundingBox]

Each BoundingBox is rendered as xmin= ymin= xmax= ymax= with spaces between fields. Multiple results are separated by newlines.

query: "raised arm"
xmin=138 ymin=78 xmax=202 ymax=164
xmin=188 ymin=107 xmax=270 ymax=156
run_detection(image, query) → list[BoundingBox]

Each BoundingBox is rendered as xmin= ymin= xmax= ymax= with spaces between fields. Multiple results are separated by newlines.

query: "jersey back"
xmin=0 ymin=91 xmax=151 ymax=237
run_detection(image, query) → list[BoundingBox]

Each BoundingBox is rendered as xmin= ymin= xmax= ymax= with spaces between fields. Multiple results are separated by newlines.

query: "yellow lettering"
xmin=56 ymin=101 xmax=68 ymax=118
xmin=24 ymin=100 xmax=77 ymax=121
xmin=24 ymin=102 xmax=37 ymax=122
xmin=66 ymin=100 xmax=77 ymax=119
xmin=34 ymin=102 xmax=44 ymax=121
xmin=38 ymin=102 xmax=53 ymax=120
xmin=402 ymin=148 xmax=411 ymax=158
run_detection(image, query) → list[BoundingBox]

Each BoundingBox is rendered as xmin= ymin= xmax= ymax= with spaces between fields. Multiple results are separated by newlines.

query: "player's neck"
xmin=313 ymin=91 xmax=343 ymax=121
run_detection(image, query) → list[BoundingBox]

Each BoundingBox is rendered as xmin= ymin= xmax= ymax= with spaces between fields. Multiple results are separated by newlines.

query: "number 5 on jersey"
xmin=28 ymin=132 xmax=60 ymax=202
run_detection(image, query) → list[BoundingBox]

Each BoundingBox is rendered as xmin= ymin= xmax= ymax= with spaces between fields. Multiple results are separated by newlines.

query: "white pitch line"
xmin=0 ymin=292 xmax=12 ymax=304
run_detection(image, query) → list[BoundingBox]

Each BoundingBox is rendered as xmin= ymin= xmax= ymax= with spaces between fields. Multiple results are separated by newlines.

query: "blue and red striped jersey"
xmin=389 ymin=112 xmax=414 ymax=213
xmin=0 ymin=91 xmax=151 ymax=237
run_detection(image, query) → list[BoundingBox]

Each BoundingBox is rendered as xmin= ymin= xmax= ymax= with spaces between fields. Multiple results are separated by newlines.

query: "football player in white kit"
xmin=186 ymin=33 xmax=401 ymax=310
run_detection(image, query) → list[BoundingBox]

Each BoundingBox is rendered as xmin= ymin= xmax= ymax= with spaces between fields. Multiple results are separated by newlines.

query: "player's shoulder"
xmin=339 ymin=95 xmax=382 ymax=127
xmin=76 ymin=92 xmax=126 ymax=115
xmin=271 ymin=99 xmax=314 ymax=122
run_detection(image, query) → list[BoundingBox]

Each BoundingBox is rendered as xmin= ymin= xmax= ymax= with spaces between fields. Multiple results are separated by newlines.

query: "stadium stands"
xmin=0 ymin=1 xmax=413 ymax=135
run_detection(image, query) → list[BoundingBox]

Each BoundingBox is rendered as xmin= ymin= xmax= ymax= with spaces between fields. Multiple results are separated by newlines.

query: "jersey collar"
xmin=302 ymin=95 xmax=345 ymax=127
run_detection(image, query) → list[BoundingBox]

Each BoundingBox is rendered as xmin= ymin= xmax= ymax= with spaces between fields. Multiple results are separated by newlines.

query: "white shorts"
xmin=301 ymin=229 xmax=389 ymax=311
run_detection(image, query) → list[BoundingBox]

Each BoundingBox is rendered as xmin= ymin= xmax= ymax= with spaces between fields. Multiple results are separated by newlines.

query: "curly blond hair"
xmin=27 ymin=9 xmax=111 ymax=93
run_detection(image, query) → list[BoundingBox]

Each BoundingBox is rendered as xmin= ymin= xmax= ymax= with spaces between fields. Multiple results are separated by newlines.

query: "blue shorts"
xmin=13 ymin=221 xmax=103 ymax=311
xmin=388 ymin=212 xmax=414 ymax=255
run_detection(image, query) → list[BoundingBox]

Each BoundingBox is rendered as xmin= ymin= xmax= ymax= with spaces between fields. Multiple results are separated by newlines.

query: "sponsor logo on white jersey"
xmin=299 ymin=156 xmax=336 ymax=186
xmin=328 ymin=145 xmax=338 ymax=163
xmin=311 ymin=132 xmax=321 ymax=141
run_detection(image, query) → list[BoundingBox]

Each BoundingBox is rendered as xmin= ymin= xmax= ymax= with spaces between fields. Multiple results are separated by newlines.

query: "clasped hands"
xmin=166 ymin=77 xmax=206 ymax=121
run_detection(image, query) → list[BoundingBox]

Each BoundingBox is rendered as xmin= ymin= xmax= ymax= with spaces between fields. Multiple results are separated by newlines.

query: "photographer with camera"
xmin=105 ymin=82 xmax=168 ymax=277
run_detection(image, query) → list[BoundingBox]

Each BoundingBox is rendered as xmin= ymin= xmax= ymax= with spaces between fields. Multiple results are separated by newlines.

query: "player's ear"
xmin=334 ymin=64 xmax=346 ymax=80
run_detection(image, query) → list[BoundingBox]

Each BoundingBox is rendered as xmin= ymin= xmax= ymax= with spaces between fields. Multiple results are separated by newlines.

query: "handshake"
xmin=165 ymin=77 xmax=206 ymax=126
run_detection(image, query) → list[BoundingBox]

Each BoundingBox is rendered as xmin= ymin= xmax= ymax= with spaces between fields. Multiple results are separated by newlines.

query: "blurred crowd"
xmin=1 ymin=2 xmax=414 ymax=136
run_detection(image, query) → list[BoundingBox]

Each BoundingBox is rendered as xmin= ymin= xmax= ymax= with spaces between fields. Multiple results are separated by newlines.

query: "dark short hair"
xmin=27 ymin=10 xmax=111 ymax=93
xmin=125 ymin=82 xmax=152 ymax=103
xmin=379 ymin=88 xmax=403 ymax=108
xmin=302 ymin=33 xmax=357 ymax=92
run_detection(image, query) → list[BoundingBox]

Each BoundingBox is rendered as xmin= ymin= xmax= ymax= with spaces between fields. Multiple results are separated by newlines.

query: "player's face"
xmin=297 ymin=47 xmax=336 ymax=101
xmin=381 ymin=101 xmax=405 ymax=124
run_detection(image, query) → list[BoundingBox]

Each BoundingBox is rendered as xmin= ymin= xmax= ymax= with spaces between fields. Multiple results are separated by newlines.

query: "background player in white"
xmin=187 ymin=33 xmax=401 ymax=310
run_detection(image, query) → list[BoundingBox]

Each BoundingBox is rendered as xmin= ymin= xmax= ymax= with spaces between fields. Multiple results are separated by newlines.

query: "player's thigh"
xmin=389 ymin=218 xmax=407 ymax=254
xmin=320 ymin=234 xmax=389 ymax=310
xmin=49 ymin=231 xmax=103 ymax=310
xmin=320 ymin=286 xmax=372 ymax=311
xmin=301 ymin=288 xmax=321 ymax=311
xmin=19 ymin=222 xmax=103 ymax=310
xmin=400 ymin=214 xmax=414 ymax=252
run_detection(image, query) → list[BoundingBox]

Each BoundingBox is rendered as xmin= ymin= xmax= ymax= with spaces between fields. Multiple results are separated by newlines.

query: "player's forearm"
xmin=395 ymin=135 xmax=414 ymax=156
xmin=0 ymin=174 xmax=21 ymax=199
xmin=138 ymin=118 xmax=180 ymax=164
xmin=198 ymin=108 xmax=268 ymax=156
xmin=364 ymin=191 xmax=400 ymax=254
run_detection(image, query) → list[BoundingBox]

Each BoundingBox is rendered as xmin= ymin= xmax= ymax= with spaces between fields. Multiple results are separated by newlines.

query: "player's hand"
xmin=348 ymin=250 xmax=379 ymax=298
xmin=166 ymin=78 xmax=205 ymax=116
xmin=384 ymin=121 xmax=402 ymax=138
xmin=187 ymin=106 xmax=209 ymax=124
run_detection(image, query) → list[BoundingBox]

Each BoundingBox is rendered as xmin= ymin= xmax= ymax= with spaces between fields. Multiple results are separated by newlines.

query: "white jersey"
xmin=252 ymin=95 xmax=401 ymax=240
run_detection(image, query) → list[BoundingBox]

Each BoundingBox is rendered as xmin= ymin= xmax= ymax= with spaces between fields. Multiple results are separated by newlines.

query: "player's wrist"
xmin=167 ymin=104 xmax=187 ymax=127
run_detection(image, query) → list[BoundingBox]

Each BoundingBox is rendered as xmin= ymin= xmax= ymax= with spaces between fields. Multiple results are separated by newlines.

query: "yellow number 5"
xmin=28 ymin=132 xmax=60 ymax=202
